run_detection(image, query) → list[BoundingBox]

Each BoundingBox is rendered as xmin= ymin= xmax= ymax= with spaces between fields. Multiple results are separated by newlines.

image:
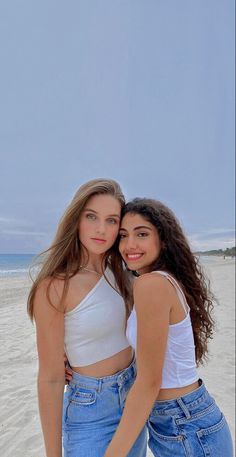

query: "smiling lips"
xmin=126 ymin=253 xmax=144 ymax=261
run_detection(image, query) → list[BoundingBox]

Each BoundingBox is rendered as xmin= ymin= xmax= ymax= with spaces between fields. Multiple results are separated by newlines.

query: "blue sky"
xmin=0 ymin=1 xmax=235 ymax=253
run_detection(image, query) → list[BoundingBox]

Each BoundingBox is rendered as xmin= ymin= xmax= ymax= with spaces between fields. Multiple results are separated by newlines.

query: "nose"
xmin=123 ymin=236 xmax=137 ymax=250
xmin=95 ymin=220 xmax=106 ymax=235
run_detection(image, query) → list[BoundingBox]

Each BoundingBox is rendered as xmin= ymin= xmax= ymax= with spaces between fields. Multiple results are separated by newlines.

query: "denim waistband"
xmin=152 ymin=380 xmax=212 ymax=416
xmin=70 ymin=357 xmax=136 ymax=390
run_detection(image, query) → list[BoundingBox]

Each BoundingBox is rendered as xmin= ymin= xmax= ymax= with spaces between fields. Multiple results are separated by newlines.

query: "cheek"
xmin=108 ymin=225 xmax=119 ymax=242
xmin=118 ymin=239 xmax=126 ymax=256
xmin=78 ymin=219 xmax=89 ymax=240
xmin=146 ymin=238 xmax=161 ymax=258
xmin=153 ymin=241 xmax=162 ymax=258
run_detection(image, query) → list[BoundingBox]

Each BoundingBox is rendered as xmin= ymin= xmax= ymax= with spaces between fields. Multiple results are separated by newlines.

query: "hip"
xmin=148 ymin=380 xmax=233 ymax=457
xmin=62 ymin=358 xmax=147 ymax=456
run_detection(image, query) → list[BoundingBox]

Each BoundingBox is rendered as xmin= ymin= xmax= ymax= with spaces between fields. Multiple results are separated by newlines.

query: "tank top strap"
xmin=151 ymin=270 xmax=190 ymax=315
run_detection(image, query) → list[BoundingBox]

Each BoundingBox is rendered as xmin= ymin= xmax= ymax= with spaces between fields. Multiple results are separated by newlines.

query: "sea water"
xmin=0 ymin=254 xmax=36 ymax=277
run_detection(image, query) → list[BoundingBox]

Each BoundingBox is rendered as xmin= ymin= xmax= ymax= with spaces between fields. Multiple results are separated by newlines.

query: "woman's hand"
xmin=64 ymin=353 xmax=73 ymax=384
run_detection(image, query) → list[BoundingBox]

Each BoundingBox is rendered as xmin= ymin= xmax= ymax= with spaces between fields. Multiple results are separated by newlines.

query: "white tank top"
xmin=64 ymin=268 xmax=130 ymax=367
xmin=126 ymin=271 xmax=198 ymax=388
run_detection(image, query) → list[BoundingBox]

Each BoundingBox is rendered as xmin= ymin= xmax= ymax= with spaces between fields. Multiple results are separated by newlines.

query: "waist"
xmin=152 ymin=379 xmax=212 ymax=415
xmin=71 ymin=347 xmax=133 ymax=377
xmin=157 ymin=380 xmax=200 ymax=401
xmin=70 ymin=355 xmax=136 ymax=390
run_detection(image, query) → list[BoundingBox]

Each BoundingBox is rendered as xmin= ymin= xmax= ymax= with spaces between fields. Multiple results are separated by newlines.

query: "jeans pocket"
xmin=148 ymin=419 xmax=188 ymax=457
xmin=64 ymin=386 xmax=97 ymax=425
xmin=71 ymin=387 xmax=97 ymax=406
xmin=197 ymin=414 xmax=233 ymax=457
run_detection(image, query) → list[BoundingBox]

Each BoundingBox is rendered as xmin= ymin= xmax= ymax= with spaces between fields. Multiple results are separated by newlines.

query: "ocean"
xmin=0 ymin=254 xmax=36 ymax=277
xmin=0 ymin=253 xmax=232 ymax=278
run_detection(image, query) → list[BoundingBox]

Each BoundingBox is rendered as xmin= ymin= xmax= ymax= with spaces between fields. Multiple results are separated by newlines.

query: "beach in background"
xmin=0 ymin=255 xmax=235 ymax=457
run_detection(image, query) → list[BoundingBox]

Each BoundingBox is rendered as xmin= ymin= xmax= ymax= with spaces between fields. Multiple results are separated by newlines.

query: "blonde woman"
xmin=28 ymin=179 xmax=147 ymax=457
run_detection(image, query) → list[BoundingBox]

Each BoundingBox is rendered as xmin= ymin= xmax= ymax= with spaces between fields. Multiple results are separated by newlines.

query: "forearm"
xmin=105 ymin=378 xmax=160 ymax=457
xmin=38 ymin=377 xmax=65 ymax=457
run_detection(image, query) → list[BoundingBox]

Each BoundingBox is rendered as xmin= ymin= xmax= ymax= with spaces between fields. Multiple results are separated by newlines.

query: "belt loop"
xmin=176 ymin=398 xmax=191 ymax=419
xmin=98 ymin=379 xmax=102 ymax=393
xmin=117 ymin=373 xmax=124 ymax=387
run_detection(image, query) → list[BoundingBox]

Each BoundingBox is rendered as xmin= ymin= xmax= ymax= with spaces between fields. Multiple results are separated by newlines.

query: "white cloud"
xmin=1 ymin=229 xmax=47 ymax=236
xmin=188 ymin=228 xmax=235 ymax=251
xmin=0 ymin=216 xmax=16 ymax=224
xmin=0 ymin=215 xmax=48 ymax=238
xmin=199 ymin=228 xmax=234 ymax=236
xmin=0 ymin=215 xmax=29 ymax=227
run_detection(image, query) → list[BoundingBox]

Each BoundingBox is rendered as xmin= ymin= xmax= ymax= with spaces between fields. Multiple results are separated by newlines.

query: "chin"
xmin=87 ymin=246 xmax=108 ymax=255
xmin=127 ymin=263 xmax=144 ymax=272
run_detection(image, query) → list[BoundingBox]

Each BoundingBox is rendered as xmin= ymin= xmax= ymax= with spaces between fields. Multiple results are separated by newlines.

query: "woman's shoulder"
xmin=134 ymin=271 xmax=173 ymax=293
xmin=133 ymin=272 xmax=173 ymax=316
xmin=134 ymin=271 xmax=176 ymax=299
xmin=34 ymin=276 xmax=66 ymax=312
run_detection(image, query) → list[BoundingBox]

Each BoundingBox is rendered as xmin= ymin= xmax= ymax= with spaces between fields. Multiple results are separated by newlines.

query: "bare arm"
xmin=104 ymin=274 xmax=172 ymax=457
xmin=34 ymin=280 xmax=65 ymax=457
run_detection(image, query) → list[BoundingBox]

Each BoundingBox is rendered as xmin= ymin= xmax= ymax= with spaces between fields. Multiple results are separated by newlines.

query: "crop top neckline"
xmin=65 ymin=268 xmax=107 ymax=316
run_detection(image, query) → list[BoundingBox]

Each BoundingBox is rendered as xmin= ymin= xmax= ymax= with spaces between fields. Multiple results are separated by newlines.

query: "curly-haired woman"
xmin=105 ymin=198 xmax=233 ymax=457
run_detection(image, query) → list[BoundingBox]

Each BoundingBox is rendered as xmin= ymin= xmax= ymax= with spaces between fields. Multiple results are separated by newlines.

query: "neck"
xmin=80 ymin=251 xmax=105 ymax=273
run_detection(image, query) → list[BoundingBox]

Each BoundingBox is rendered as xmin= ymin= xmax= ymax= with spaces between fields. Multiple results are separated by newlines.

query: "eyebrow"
xmin=84 ymin=208 xmax=120 ymax=218
xmin=119 ymin=225 xmax=153 ymax=231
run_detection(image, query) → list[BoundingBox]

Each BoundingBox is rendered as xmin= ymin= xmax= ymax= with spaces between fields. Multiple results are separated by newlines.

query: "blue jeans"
xmin=148 ymin=380 xmax=233 ymax=457
xmin=63 ymin=358 xmax=147 ymax=456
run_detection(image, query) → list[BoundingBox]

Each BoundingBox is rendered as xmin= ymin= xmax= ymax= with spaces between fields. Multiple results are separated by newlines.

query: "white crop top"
xmin=126 ymin=271 xmax=198 ymax=388
xmin=64 ymin=267 xmax=130 ymax=367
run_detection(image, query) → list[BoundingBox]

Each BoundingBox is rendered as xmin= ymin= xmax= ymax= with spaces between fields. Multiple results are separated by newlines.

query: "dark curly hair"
xmin=122 ymin=198 xmax=215 ymax=365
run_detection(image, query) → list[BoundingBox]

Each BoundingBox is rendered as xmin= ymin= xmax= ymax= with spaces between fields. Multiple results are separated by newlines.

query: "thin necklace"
xmin=79 ymin=266 xmax=102 ymax=276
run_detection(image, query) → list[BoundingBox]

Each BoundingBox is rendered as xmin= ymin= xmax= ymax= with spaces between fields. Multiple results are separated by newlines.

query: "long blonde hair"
xmin=27 ymin=178 xmax=132 ymax=320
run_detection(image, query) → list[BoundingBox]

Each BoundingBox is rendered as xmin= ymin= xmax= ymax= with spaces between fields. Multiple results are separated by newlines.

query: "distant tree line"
xmin=195 ymin=247 xmax=235 ymax=257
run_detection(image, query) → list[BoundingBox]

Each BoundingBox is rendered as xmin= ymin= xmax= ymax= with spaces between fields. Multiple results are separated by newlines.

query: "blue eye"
xmin=86 ymin=213 xmax=96 ymax=220
xmin=107 ymin=218 xmax=117 ymax=224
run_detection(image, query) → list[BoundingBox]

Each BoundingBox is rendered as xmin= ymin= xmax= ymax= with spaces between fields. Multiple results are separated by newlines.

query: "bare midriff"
xmin=156 ymin=380 xmax=200 ymax=401
xmin=72 ymin=346 xmax=134 ymax=378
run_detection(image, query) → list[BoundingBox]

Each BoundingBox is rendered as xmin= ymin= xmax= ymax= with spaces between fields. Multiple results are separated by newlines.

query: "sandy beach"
xmin=0 ymin=257 xmax=235 ymax=456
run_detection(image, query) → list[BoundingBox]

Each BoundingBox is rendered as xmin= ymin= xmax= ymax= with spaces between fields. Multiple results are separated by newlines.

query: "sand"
xmin=0 ymin=257 xmax=235 ymax=456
